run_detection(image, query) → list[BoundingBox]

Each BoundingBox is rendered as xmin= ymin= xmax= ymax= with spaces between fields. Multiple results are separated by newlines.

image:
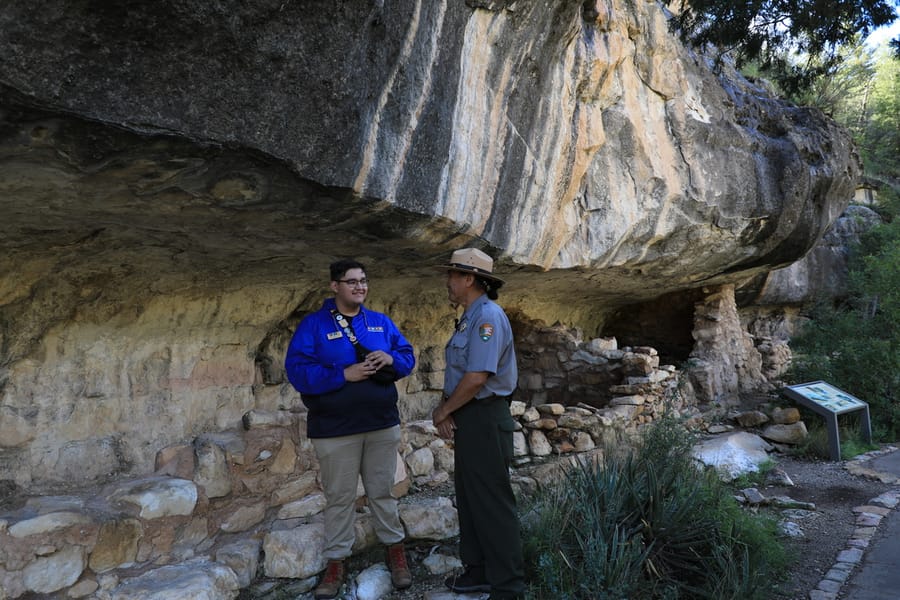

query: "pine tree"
xmin=674 ymin=0 xmax=898 ymax=92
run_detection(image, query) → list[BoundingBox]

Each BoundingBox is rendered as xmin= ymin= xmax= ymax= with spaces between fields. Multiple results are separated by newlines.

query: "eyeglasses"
xmin=337 ymin=278 xmax=368 ymax=288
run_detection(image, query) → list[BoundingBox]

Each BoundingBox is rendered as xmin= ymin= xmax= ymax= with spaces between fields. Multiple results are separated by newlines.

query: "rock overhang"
xmin=0 ymin=87 xmax=854 ymax=318
xmin=0 ymin=0 xmax=862 ymax=488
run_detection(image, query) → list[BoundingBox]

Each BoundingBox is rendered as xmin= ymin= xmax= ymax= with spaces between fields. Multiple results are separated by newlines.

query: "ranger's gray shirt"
xmin=443 ymin=294 xmax=517 ymax=398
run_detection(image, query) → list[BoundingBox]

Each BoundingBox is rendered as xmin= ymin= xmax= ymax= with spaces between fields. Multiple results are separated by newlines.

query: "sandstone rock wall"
xmin=746 ymin=205 xmax=884 ymax=306
xmin=0 ymin=1 xmax=860 ymax=490
xmin=0 ymin=0 xmax=857 ymax=275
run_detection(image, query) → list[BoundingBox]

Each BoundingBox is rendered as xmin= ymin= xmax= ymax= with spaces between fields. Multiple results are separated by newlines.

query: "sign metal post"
xmin=781 ymin=381 xmax=872 ymax=461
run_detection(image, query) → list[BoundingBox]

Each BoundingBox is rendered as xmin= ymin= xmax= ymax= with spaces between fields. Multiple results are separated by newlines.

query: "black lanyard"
xmin=331 ymin=309 xmax=358 ymax=341
xmin=331 ymin=309 xmax=366 ymax=358
xmin=331 ymin=309 xmax=397 ymax=384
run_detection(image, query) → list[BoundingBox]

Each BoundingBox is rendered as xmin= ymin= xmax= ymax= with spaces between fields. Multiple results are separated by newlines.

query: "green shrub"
xmin=521 ymin=416 xmax=788 ymax=599
xmin=788 ymin=188 xmax=900 ymax=442
xmin=790 ymin=416 xmax=880 ymax=460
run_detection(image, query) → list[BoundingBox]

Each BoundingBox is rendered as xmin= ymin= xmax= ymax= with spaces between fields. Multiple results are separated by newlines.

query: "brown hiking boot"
xmin=386 ymin=542 xmax=412 ymax=589
xmin=314 ymin=559 xmax=345 ymax=599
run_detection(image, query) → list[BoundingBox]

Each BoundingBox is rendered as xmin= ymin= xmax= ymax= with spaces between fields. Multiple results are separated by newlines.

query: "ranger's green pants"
xmin=453 ymin=396 xmax=525 ymax=598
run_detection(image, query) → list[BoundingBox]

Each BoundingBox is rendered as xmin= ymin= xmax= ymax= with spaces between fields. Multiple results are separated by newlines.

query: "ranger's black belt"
xmin=475 ymin=394 xmax=512 ymax=403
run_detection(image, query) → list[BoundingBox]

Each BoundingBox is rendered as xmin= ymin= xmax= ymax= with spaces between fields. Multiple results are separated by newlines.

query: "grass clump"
xmin=730 ymin=458 xmax=776 ymax=489
xmin=521 ymin=415 xmax=788 ymax=599
xmin=790 ymin=416 xmax=880 ymax=460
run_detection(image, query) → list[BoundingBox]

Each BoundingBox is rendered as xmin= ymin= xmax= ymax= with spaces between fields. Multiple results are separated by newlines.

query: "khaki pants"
xmin=312 ymin=425 xmax=405 ymax=559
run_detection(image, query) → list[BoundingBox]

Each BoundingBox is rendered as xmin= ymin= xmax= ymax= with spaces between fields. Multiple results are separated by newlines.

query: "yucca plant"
xmin=521 ymin=415 xmax=787 ymax=599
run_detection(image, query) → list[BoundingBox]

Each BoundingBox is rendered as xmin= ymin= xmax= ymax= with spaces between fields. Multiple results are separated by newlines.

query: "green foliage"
xmin=730 ymin=459 xmax=776 ymax=489
xmin=806 ymin=41 xmax=900 ymax=178
xmin=673 ymin=0 xmax=898 ymax=92
xmin=789 ymin=189 xmax=900 ymax=442
xmin=788 ymin=38 xmax=900 ymax=432
xmin=761 ymin=37 xmax=899 ymax=193
xmin=791 ymin=419 xmax=834 ymax=459
xmin=788 ymin=40 xmax=875 ymax=115
xmin=775 ymin=38 xmax=900 ymax=180
xmin=859 ymin=46 xmax=900 ymax=176
xmin=788 ymin=415 xmax=880 ymax=459
xmin=841 ymin=435 xmax=881 ymax=459
xmin=521 ymin=416 xmax=788 ymax=599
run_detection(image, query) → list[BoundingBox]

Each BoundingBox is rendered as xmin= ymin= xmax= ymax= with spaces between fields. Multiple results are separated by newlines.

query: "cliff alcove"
xmin=1 ymin=0 xmax=860 ymax=502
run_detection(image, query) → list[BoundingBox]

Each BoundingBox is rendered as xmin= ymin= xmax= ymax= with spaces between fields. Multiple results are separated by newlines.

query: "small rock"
xmin=765 ymin=467 xmax=794 ymax=486
xmin=779 ymin=520 xmax=804 ymax=538
xmin=355 ymin=563 xmax=393 ymax=600
xmin=707 ymin=424 xmax=734 ymax=434
xmin=741 ymin=488 xmax=766 ymax=505
xmin=733 ymin=410 xmax=769 ymax=428
xmin=761 ymin=422 xmax=808 ymax=445
xmin=771 ymin=407 xmax=801 ymax=424
xmin=422 ymin=552 xmax=462 ymax=575
xmin=768 ymin=496 xmax=816 ymax=510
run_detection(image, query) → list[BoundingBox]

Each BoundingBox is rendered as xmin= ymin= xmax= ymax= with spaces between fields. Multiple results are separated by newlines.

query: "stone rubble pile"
xmin=513 ymin=330 xmax=687 ymax=412
xmin=692 ymin=405 xmax=814 ymax=481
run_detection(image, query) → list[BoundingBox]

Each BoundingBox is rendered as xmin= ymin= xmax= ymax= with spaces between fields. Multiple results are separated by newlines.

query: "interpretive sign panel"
xmin=781 ymin=381 xmax=872 ymax=461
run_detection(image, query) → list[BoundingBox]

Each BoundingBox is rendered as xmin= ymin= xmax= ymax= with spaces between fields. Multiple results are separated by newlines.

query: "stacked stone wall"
xmin=0 ymin=327 xmax=700 ymax=598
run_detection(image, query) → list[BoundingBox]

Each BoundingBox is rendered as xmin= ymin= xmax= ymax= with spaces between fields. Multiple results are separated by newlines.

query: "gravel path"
xmin=765 ymin=451 xmax=896 ymax=599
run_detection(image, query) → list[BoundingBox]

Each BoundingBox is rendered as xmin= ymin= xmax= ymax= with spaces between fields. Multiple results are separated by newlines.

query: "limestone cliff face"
xmin=1 ymin=0 xmax=856 ymax=276
xmin=0 ymin=0 xmax=858 ymax=489
xmin=749 ymin=206 xmax=884 ymax=306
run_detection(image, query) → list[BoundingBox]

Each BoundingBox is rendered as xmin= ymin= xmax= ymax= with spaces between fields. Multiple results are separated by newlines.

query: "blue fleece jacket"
xmin=284 ymin=298 xmax=415 ymax=438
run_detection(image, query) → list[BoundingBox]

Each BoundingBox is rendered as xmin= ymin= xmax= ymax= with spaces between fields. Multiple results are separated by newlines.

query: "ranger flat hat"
xmin=437 ymin=248 xmax=505 ymax=283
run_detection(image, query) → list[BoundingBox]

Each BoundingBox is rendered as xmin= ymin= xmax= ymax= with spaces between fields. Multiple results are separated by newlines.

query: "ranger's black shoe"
xmin=444 ymin=565 xmax=491 ymax=593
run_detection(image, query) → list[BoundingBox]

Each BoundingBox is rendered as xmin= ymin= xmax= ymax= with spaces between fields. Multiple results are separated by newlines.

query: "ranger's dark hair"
xmin=476 ymin=276 xmax=503 ymax=300
xmin=330 ymin=259 xmax=366 ymax=282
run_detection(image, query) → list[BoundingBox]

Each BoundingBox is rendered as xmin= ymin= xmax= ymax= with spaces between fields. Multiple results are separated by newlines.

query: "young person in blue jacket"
xmin=284 ymin=259 xmax=416 ymax=599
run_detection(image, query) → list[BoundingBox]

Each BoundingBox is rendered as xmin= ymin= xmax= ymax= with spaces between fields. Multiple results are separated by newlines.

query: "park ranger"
xmin=431 ymin=247 xmax=525 ymax=600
